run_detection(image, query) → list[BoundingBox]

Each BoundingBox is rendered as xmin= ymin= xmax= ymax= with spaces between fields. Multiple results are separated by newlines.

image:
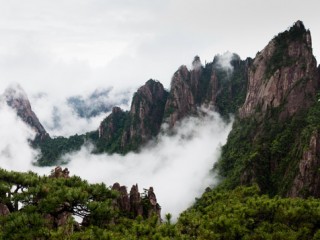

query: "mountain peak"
xmin=192 ymin=56 xmax=202 ymax=70
xmin=3 ymin=83 xmax=28 ymax=101
xmin=293 ymin=20 xmax=305 ymax=30
xmin=2 ymin=83 xmax=48 ymax=141
xmin=239 ymin=21 xmax=318 ymax=119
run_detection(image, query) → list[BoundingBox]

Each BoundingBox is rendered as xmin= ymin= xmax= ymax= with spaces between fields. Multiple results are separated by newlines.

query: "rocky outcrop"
xmin=112 ymin=183 xmax=130 ymax=212
xmin=146 ymin=187 xmax=161 ymax=219
xmin=49 ymin=166 xmax=70 ymax=178
xmin=2 ymin=84 xmax=49 ymax=141
xmin=122 ymin=79 xmax=168 ymax=146
xmin=164 ymin=65 xmax=196 ymax=126
xmin=165 ymin=54 xmax=248 ymax=126
xmin=129 ymin=184 xmax=144 ymax=217
xmin=288 ymin=131 xmax=320 ymax=197
xmin=239 ymin=21 xmax=318 ymax=120
xmin=112 ymin=183 xmax=161 ymax=220
xmin=97 ymin=79 xmax=168 ymax=153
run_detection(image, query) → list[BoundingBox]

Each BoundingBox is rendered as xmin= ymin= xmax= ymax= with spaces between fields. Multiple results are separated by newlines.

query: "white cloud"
xmin=0 ymin=103 xmax=38 ymax=171
xmin=0 ymin=102 xmax=232 ymax=220
xmin=0 ymin=0 xmax=319 ymax=100
xmin=215 ymin=51 xmax=236 ymax=72
xmin=0 ymin=0 xmax=319 ymax=222
xmin=29 ymin=88 xmax=132 ymax=137
xmin=61 ymin=110 xmax=232 ymax=220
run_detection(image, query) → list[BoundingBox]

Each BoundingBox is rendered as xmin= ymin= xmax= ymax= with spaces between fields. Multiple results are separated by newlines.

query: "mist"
xmin=63 ymin=110 xmax=232 ymax=219
xmin=29 ymin=87 xmax=131 ymax=137
xmin=0 ymin=103 xmax=38 ymax=171
xmin=0 ymin=102 xmax=232 ymax=220
xmin=215 ymin=51 xmax=236 ymax=72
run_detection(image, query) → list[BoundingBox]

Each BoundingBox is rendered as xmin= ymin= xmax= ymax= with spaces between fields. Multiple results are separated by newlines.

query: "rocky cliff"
xmin=96 ymin=56 xmax=248 ymax=153
xmin=2 ymin=84 xmax=49 ymax=141
xmin=239 ymin=20 xmax=318 ymax=120
xmin=165 ymin=54 xmax=249 ymax=126
xmin=5 ymin=53 xmax=247 ymax=163
xmin=112 ymin=183 xmax=161 ymax=220
xmin=217 ymin=21 xmax=320 ymax=197
xmin=96 ymin=79 xmax=168 ymax=153
xmin=122 ymin=79 xmax=168 ymax=147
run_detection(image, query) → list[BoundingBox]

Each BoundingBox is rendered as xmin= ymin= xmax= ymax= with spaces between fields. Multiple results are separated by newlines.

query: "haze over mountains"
xmin=1 ymin=20 xmax=320 ymax=230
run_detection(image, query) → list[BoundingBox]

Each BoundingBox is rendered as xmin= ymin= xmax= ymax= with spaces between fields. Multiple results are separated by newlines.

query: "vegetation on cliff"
xmin=34 ymin=56 xmax=248 ymax=165
xmin=216 ymin=20 xmax=320 ymax=197
xmin=3 ymin=20 xmax=320 ymax=238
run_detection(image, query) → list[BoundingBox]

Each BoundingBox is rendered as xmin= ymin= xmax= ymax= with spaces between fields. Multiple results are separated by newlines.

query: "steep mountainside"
xmin=165 ymin=55 xmax=249 ymax=126
xmin=95 ymin=79 xmax=168 ymax=154
xmin=4 ymin=20 xmax=320 ymax=239
xmin=94 ymin=56 xmax=248 ymax=155
xmin=29 ymin=54 xmax=248 ymax=165
xmin=239 ymin=20 xmax=318 ymax=119
xmin=216 ymin=21 xmax=320 ymax=197
xmin=1 ymin=84 xmax=49 ymax=141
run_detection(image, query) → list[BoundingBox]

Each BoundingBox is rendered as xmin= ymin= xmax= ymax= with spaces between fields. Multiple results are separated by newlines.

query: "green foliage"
xmin=177 ymin=185 xmax=320 ymax=239
xmin=94 ymin=108 xmax=130 ymax=154
xmin=0 ymin=168 xmax=177 ymax=239
xmin=95 ymin=79 xmax=168 ymax=156
xmin=216 ymin=99 xmax=320 ymax=197
xmin=2 ymin=169 xmax=320 ymax=239
xmin=36 ymin=134 xmax=86 ymax=166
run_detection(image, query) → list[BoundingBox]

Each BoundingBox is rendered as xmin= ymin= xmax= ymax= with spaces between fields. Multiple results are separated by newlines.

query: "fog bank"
xmin=0 ymin=103 xmax=232 ymax=220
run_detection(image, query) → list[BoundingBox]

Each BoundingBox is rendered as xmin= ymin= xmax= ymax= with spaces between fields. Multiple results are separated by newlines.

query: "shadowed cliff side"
xmin=95 ymin=79 xmax=168 ymax=154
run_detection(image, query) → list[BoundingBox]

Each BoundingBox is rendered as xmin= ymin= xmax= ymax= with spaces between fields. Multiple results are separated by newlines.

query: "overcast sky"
xmin=0 ymin=0 xmax=319 ymax=219
xmin=0 ymin=0 xmax=319 ymax=98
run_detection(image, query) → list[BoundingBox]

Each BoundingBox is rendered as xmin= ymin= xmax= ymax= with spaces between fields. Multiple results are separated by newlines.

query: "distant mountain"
xmin=94 ymin=54 xmax=248 ymax=154
xmin=67 ymin=88 xmax=130 ymax=119
xmin=2 ymin=54 xmax=249 ymax=164
xmin=96 ymin=79 xmax=169 ymax=154
xmin=6 ymin=21 xmax=320 ymax=200
xmin=1 ymin=83 xmax=49 ymax=141
xmin=3 ymin=20 xmax=320 ymax=239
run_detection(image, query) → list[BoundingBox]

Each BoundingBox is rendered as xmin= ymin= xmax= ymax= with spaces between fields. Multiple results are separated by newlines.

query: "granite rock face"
xmin=227 ymin=21 xmax=320 ymax=197
xmin=239 ymin=21 xmax=318 ymax=120
xmin=97 ymin=79 xmax=168 ymax=153
xmin=112 ymin=183 xmax=161 ymax=220
xmin=164 ymin=55 xmax=248 ymax=126
xmin=122 ymin=79 xmax=168 ymax=147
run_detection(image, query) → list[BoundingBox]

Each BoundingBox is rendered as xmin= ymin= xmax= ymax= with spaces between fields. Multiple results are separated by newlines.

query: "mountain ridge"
xmin=216 ymin=20 xmax=320 ymax=197
xmin=3 ymin=20 xmax=320 ymax=238
xmin=3 ymin=21 xmax=320 ymax=199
